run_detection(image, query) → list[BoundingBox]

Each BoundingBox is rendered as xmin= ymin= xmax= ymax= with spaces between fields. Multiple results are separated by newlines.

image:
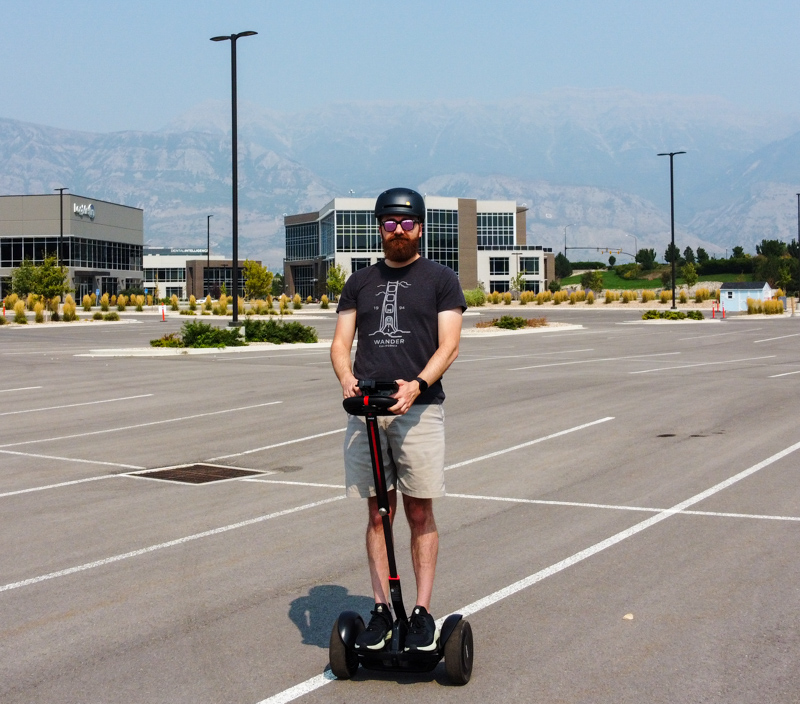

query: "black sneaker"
xmin=404 ymin=605 xmax=439 ymax=651
xmin=355 ymin=603 xmax=393 ymax=650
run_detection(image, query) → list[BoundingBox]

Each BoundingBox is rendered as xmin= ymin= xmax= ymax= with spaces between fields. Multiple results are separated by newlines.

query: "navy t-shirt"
xmin=337 ymin=258 xmax=467 ymax=404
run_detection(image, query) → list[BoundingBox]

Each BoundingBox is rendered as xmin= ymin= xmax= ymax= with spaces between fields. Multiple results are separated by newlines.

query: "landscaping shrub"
xmin=519 ymin=290 xmax=535 ymax=305
xmin=5 ymin=293 xmax=19 ymax=309
xmin=170 ymin=294 xmax=179 ymax=311
xmin=62 ymin=301 xmax=78 ymax=321
xmin=679 ymin=290 xmax=688 ymax=304
xmin=93 ymin=311 xmax=103 ymax=320
xmin=487 ymin=291 xmax=502 ymax=304
xmin=694 ymin=287 xmax=710 ymax=303
xmin=180 ymin=320 xmax=246 ymax=348
xmin=306 ymin=296 xmax=313 ymax=304
xmin=603 ymin=290 xmax=620 ymax=303
xmin=0 ymin=315 xmax=7 ymax=325
xmin=117 ymin=295 xmax=127 ymax=312
xmin=463 ymin=287 xmax=486 ymax=307
xmin=641 ymin=290 xmax=656 ymax=303
xmin=621 ymin=290 xmax=637 ymax=303
xmin=244 ymin=318 xmax=318 ymax=344
xmin=502 ymin=291 xmax=512 ymax=305
xmin=103 ymin=311 xmax=120 ymax=321
xmin=179 ymin=309 xmax=196 ymax=315
xmin=763 ymin=299 xmax=784 ymax=315
xmin=552 ymin=291 xmax=568 ymax=305
xmin=204 ymin=295 xmax=213 ymax=311
xmin=292 ymin=293 xmax=302 ymax=309
xmin=135 ymin=295 xmax=144 ymax=311
xmin=82 ymin=294 xmax=92 ymax=311
xmin=586 ymin=290 xmax=595 ymax=304
xmin=14 ymin=301 xmax=27 ymax=323
xmin=150 ymin=332 xmax=184 ymax=348
xmin=100 ymin=293 xmax=110 ymax=311
xmin=34 ymin=302 xmax=44 ymax=323
xmin=188 ymin=295 xmax=197 ymax=311
xmin=642 ymin=309 xmax=704 ymax=321
xmin=659 ymin=290 xmax=672 ymax=305
xmin=320 ymin=294 xmax=330 ymax=309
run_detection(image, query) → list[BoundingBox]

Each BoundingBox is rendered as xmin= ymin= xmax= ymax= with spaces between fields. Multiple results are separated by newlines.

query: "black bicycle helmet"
xmin=374 ymin=187 xmax=426 ymax=223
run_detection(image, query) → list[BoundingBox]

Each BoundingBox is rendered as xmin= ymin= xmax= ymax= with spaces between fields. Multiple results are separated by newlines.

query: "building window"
xmin=489 ymin=257 xmax=509 ymax=276
xmin=321 ymin=214 xmax=335 ymax=257
xmin=336 ymin=211 xmax=381 ymax=252
xmin=291 ymin=264 xmax=315 ymax=299
xmin=489 ymin=280 xmax=509 ymax=293
xmin=519 ymin=257 xmax=539 ymax=275
xmin=351 ymin=258 xmax=371 ymax=273
xmin=478 ymin=212 xmax=514 ymax=247
xmin=143 ymin=268 xmax=186 ymax=282
xmin=522 ymin=280 xmax=540 ymax=293
xmin=286 ymin=222 xmax=320 ymax=261
xmin=166 ymin=286 xmax=183 ymax=299
xmin=426 ymin=209 xmax=458 ymax=274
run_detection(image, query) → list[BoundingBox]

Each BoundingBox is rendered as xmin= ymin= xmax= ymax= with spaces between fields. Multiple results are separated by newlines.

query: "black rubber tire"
xmin=329 ymin=618 xmax=359 ymax=680
xmin=444 ymin=619 xmax=473 ymax=685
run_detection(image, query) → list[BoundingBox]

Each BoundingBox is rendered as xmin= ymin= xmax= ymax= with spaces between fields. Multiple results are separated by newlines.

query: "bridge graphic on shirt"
xmin=370 ymin=281 xmax=411 ymax=338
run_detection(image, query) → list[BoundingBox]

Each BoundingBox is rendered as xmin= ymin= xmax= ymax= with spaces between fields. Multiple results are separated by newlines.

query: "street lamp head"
xmin=236 ymin=31 xmax=258 ymax=38
xmin=210 ymin=35 xmax=231 ymax=42
xmin=211 ymin=31 xmax=257 ymax=41
xmin=657 ymin=151 xmax=687 ymax=157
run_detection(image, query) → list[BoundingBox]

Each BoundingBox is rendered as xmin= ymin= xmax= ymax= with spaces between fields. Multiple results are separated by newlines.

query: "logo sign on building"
xmin=73 ymin=203 xmax=95 ymax=220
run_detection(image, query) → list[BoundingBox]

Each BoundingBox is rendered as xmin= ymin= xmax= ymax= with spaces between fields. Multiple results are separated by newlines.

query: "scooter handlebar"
xmin=343 ymin=395 xmax=396 ymax=416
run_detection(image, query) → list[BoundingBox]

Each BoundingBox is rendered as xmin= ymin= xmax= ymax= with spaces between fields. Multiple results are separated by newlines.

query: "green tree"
xmin=11 ymin=258 xmax=37 ymax=296
xmin=580 ymin=270 xmax=604 ymax=291
xmin=608 ymin=255 xmax=616 ymax=267
xmin=756 ymin=239 xmax=787 ymax=258
xmin=681 ymin=262 xmax=698 ymax=288
xmin=696 ymin=247 xmax=710 ymax=264
xmin=326 ymin=263 xmax=347 ymax=300
xmin=36 ymin=254 xmax=71 ymax=301
xmin=683 ymin=246 xmax=695 ymax=264
xmin=555 ymin=253 xmax=572 ymax=279
xmin=660 ymin=269 xmax=673 ymax=289
xmin=509 ymin=272 xmax=526 ymax=296
xmin=635 ymin=248 xmax=657 ymax=270
xmin=242 ymin=259 xmax=273 ymax=300
xmin=664 ymin=242 xmax=682 ymax=265
xmin=731 ymin=246 xmax=745 ymax=259
xmin=271 ymin=273 xmax=285 ymax=297
xmin=777 ymin=262 xmax=793 ymax=293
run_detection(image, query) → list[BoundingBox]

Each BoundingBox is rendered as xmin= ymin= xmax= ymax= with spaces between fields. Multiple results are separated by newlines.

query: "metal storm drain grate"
xmin=129 ymin=464 xmax=265 ymax=484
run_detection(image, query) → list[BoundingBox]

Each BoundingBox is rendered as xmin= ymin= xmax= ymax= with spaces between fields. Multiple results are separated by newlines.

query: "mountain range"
xmin=2 ymin=88 xmax=799 ymax=267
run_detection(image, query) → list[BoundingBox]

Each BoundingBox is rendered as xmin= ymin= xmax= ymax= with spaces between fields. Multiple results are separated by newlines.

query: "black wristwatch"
xmin=415 ymin=377 xmax=428 ymax=393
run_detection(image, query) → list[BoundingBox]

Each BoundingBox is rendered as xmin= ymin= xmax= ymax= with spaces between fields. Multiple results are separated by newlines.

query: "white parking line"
xmin=444 ymin=418 xmax=614 ymax=471
xmin=0 ymin=495 xmax=346 ymax=594
xmin=0 ymin=474 xmax=121 ymax=499
xmin=630 ymin=355 xmax=775 ymax=374
xmin=0 ymin=450 xmax=144 ymax=471
xmin=509 ymin=352 xmax=679 ymax=371
xmin=455 ymin=348 xmax=594 ymax=364
xmin=256 ymin=437 xmax=800 ymax=704
xmin=0 ymin=386 xmax=42 ymax=393
xmin=769 ymin=370 xmax=800 ymax=378
xmin=0 ymin=394 xmax=153 ymax=417
xmin=754 ymin=333 xmax=800 ymax=343
xmin=0 ymin=401 xmax=283 ymax=449
xmin=448 ymin=492 xmax=800 ymax=522
xmin=678 ymin=328 xmax=762 ymax=341
xmin=208 ymin=428 xmax=346 ymax=461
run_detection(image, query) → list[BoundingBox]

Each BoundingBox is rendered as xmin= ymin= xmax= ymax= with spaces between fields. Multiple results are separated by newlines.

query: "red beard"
xmin=382 ymin=234 xmax=419 ymax=262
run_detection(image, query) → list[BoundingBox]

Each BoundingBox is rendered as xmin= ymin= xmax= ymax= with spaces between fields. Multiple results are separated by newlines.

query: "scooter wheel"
xmin=444 ymin=619 xmax=473 ymax=685
xmin=329 ymin=618 xmax=359 ymax=680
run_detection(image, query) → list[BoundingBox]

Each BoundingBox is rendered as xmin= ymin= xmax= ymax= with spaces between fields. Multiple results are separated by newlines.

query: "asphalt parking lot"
xmin=1 ymin=308 xmax=799 ymax=703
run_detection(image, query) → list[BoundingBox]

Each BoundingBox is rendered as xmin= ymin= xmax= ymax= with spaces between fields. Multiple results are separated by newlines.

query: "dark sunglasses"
xmin=380 ymin=218 xmax=419 ymax=233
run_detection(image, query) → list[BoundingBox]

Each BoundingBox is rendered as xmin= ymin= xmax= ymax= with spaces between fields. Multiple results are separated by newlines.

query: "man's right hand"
xmin=341 ymin=374 xmax=362 ymax=398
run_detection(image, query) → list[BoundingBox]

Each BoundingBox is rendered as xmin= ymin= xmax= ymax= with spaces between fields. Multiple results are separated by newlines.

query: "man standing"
xmin=330 ymin=187 xmax=466 ymax=652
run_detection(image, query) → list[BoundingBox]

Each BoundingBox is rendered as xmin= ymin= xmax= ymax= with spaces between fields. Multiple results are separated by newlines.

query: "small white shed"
xmin=719 ymin=282 xmax=772 ymax=312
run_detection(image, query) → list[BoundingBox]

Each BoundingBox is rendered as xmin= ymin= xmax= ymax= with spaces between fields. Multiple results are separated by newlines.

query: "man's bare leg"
xmin=366 ymin=490 xmax=397 ymax=604
xmin=402 ymin=495 xmax=438 ymax=610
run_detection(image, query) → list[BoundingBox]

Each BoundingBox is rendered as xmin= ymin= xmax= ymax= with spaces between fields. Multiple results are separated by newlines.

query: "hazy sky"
xmin=2 ymin=0 xmax=799 ymax=133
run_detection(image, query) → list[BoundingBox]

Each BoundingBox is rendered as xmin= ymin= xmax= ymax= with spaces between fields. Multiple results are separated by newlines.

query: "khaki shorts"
xmin=344 ymin=403 xmax=446 ymax=499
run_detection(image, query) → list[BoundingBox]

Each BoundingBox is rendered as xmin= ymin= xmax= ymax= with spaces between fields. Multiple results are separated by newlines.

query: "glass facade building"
xmin=283 ymin=196 xmax=553 ymax=299
xmin=0 ymin=194 xmax=144 ymax=299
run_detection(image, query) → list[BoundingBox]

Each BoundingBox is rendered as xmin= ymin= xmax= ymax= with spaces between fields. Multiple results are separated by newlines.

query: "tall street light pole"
xmin=657 ymin=151 xmax=686 ymax=310
xmin=624 ymin=232 xmax=638 ymax=260
xmin=54 ymin=187 xmax=68 ymax=268
xmin=207 ymin=214 xmax=213 ymax=296
xmin=563 ymin=223 xmax=576 ymax=257
xmin=211 ymin=30 xmax=257 ymax=326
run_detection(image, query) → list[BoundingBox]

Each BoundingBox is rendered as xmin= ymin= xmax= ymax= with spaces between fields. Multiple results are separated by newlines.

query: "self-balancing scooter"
xmin=329 ymin=380 xmax=473 ymax=685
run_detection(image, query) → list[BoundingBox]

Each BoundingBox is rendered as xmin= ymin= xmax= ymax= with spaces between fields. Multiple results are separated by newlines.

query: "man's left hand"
xmin=389 ymin=378 xmax=420 ymax=415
